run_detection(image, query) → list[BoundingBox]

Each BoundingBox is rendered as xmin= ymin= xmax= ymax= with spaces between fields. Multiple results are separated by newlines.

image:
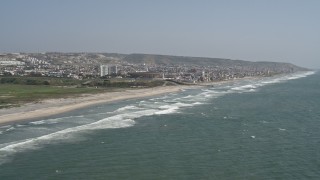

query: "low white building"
xmin=0 ymin=59 xmax=25 ymax=66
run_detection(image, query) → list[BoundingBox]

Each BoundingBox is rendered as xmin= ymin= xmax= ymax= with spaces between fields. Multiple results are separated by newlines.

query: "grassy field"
xmin=0 ymin=76 xmax=173 ymax=109
xmin=0 ymin=84 xmax=109 ymax=109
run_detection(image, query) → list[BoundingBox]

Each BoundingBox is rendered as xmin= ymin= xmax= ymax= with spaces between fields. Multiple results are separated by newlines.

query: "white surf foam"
xmin=199 ymin=71 xmax=315 ymax=102
xmin=172 ymin=102 xmax=194 ymax=107
xmin=149 ymin=95 xmax=169 ymax=101
xmin=0 ymin=125 xmax=12 ymax=132
xmin=115 ymin=105 xmax=142 ymax=112
xmin=261 ymin=71 xmax=315 ymax=84
xmin=16 ymin=124 xmax=27 ymax=127
xmin=0 ymin=115 xmax=138 ymax=164
xmin=5 ymin=127 xmax=15 ymax=132
xmin=138 ymin=100 xmax=165 ymax=109
xmin=155 ymin=107 xmax=179 ymax=115
xmin=30 ymin=120 xmax=47 ymax=125
xmin=0 ymin=93 xmax=209 ymax=162
xmin=229 ymin=71 xmax=315 ymax=93
xmin=231 ymin=84 xmax=257 ymax=91
xmin=181 ymin=95 xmax=195 ymax=99
xmin=29 ymin=115 xmax=88 ymax=126
xmin=193 ymin=102 xmax=204 ymax=105
xmin=155 ymin=102 xmax=194 ymax=115
xmin=1 ymin=103 xmax=194 ymax=163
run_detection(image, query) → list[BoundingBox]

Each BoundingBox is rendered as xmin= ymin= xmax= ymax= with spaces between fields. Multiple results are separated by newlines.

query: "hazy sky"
xmin=0 ymin=0 xmax=319 ymax=68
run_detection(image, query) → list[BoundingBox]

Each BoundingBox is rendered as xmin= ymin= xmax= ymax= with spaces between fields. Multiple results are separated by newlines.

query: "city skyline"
xmin=0 ymin=0 xmax=319 ymax=68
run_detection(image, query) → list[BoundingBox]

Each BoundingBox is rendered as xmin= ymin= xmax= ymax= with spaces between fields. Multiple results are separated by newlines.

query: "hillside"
xmin=122 ymin=53 xmax=307 ymax=71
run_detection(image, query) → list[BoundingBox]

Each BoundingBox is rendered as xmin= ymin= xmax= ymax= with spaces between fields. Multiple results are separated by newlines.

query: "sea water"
xmin=0 ymin=71 xmax=319 ymax=179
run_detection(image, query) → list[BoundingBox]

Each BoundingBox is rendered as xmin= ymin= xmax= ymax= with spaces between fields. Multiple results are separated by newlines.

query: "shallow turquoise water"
xmin=0 ymin=71 xmax=319 ymax=179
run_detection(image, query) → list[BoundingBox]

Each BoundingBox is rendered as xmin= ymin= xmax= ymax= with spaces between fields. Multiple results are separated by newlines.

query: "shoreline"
xmin=1 ymin=71 xmax=310 ymax=126
xmin=0 ymin=76 xmax=271 ymax=126
xmin=0 ymin=85 xmax=189 ymax=126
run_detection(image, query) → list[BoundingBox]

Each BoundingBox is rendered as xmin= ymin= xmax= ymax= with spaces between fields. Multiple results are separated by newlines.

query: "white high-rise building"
xmin=100 ymin=65 xmax=108 ymax=77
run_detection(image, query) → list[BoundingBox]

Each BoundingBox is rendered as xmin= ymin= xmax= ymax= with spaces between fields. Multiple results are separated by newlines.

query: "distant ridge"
xmin=2 ymin=52 xmax=308 ymax=71
xmin=123 ymin=53 xmax=308 ymax=71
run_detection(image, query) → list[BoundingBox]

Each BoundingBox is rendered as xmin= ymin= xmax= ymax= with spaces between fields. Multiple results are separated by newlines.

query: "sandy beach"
xmin=0 ymin=86 xmax=185 ymax=126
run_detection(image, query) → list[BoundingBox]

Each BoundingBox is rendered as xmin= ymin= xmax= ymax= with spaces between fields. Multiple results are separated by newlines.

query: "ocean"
xmin=0 ymin=71 xmax=319 ymax=179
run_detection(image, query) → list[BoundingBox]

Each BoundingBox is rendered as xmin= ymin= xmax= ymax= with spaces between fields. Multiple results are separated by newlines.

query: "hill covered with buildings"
xmin=0 ymin=52 xmax=308 ymax=83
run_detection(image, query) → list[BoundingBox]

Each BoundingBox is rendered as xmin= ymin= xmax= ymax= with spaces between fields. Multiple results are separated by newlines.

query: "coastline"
xmin=0 ymin=86 xmax=186 ymax=126
xmin=1 ymin=71 xmax=310 ymax=126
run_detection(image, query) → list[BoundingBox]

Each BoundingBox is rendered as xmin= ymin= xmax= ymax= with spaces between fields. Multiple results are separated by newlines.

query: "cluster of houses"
xmin=0 ymin=53 xmax=300 ymax=83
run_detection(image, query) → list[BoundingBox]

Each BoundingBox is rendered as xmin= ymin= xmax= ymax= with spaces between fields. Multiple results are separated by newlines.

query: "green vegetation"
xmin=0 ymin=76 xmax=84 ymax=86
xmin=0 ymin=76 xmax=172 ymax=109
xmin=0 ymin=84 xmax=107 ymax=109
